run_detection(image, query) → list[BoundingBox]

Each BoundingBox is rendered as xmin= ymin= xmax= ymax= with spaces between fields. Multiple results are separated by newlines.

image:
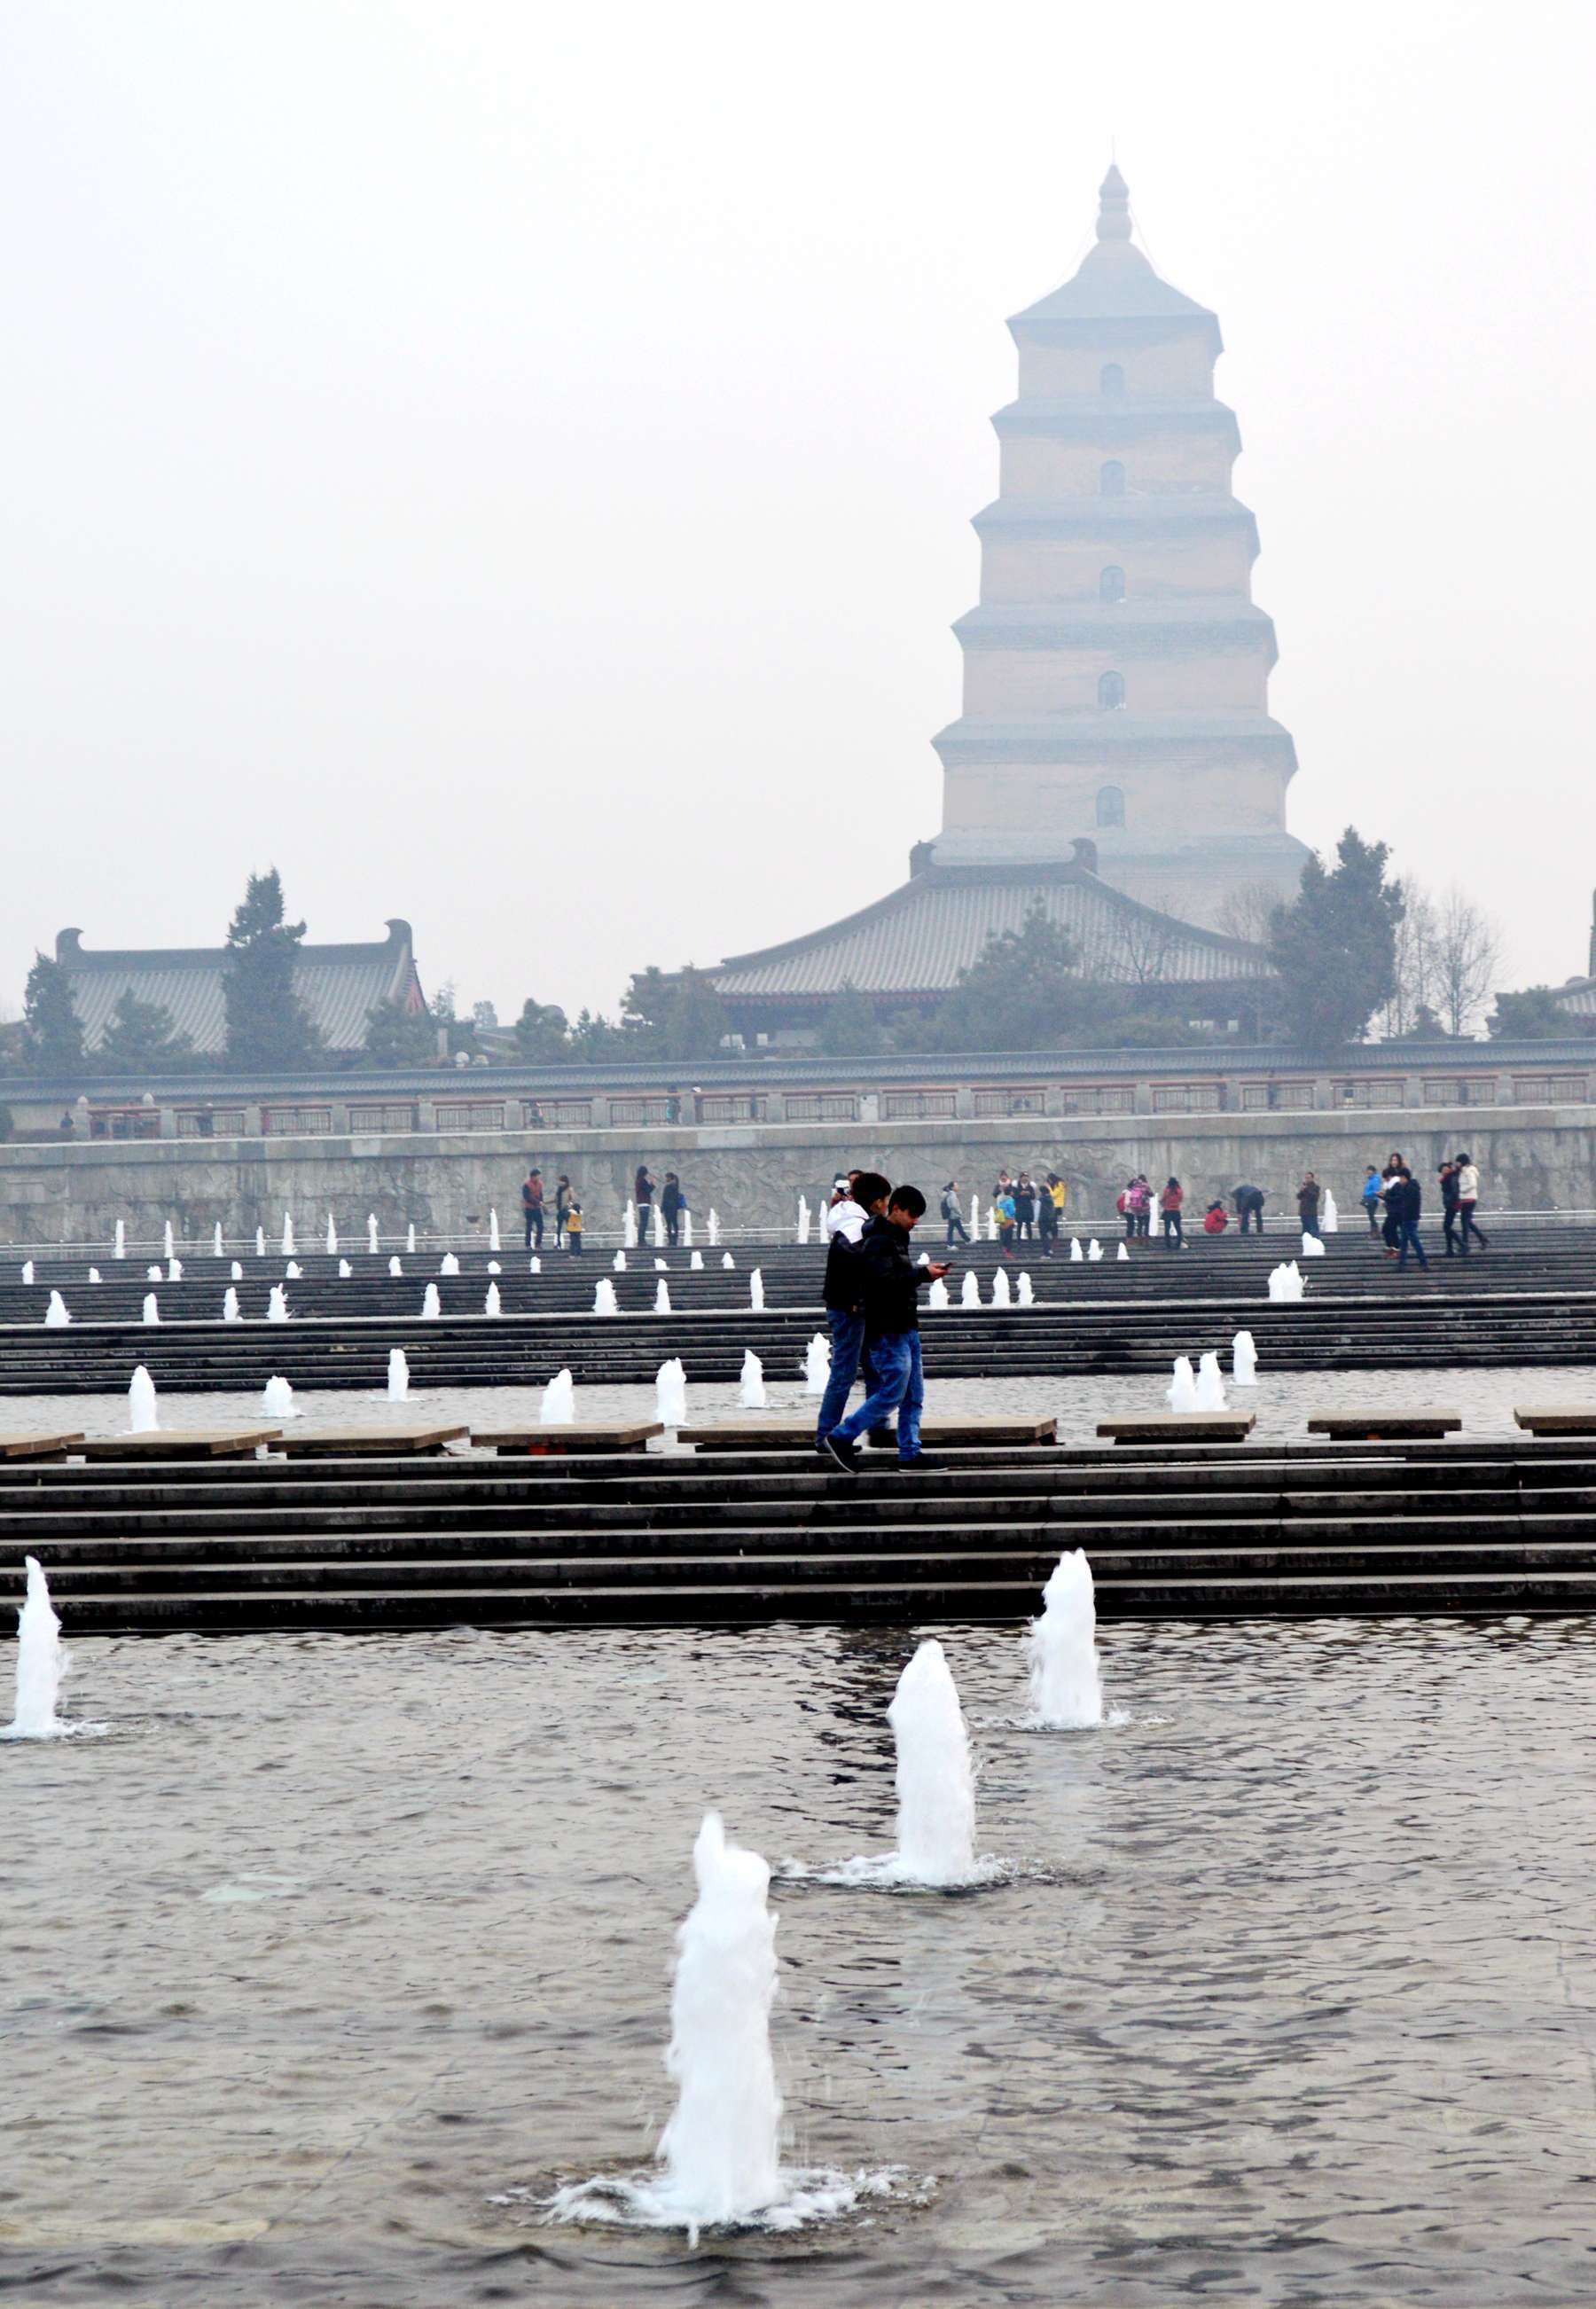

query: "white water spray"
xmin=128 ymin=1366 xmax=159 ymax=1432
xmin=1024 ymin=1550 xmax=1105 ymax=1728
xmin=888 ymin=1640 xmax=978 ymax=1885
xmin=540 ymin=1368 xmax=575 ymax=1425
xmin=4 ymin=1558 xmax=67 ymax=1740
xmin=655 ymin=1358 xmax=687 ymax=1428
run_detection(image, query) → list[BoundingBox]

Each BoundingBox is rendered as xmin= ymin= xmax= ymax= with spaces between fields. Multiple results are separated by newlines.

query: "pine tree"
xmin=1489 ymin=986 xmax=1579 ymax=1041
xmin=223 ymin=870 xmax=323 ymax=1069
xmin=511 ymin=997 xmax=572 ymax=1063
xmin=933 ymin=903 xmax=1088 ymax=1051
xmin=1266 ymin=829 xmax=1404 ymax=1046
xmin=97 ymin=990 xmax=196 ymax=1071
xmin=363 ymin=998 xmax=437 ymax=1066
xmin=22 ymin=951 xmax=84 ymax=1068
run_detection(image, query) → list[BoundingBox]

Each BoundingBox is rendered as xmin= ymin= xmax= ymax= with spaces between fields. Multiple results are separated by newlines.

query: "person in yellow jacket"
xmin=564 ymin=1199 xmax=583 ymax=1255
xmin=1039 ymin=1170 xmax=1066 ymax=1256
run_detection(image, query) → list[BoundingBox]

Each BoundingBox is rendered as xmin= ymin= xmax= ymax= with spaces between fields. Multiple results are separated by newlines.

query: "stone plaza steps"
xmin=4 ymin=1288 xmax=1596 ymax=1393
xmin=8 ymin=1440 xmax=1596 ymax=1628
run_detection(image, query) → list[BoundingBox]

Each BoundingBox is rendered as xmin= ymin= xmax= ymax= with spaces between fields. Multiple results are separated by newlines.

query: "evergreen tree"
xmin=97 ymin=990 xmax=196 ymax=1071
xmin=661 ymin=967 xmax=731 ymax=1061
xmin=223 ymin=870 xmax=323 ymax=1069
xmin=363 ymin=998 xmax=437 ymax=1066
xmin=1266 ymin=829 xmax=1404 ymax=1047
xmin=933 ymin=903 xmax=1086 ymax=1051
xmin=1489 ymin=985 xmax=1581 ymax=1040
xmin=22 ymin=951 xmax=84 ymax=1068
xmin=814 ymin=984 xmax=893 ymax=1057
xmin=512 ymin=996 xmax=572 ymax=1063
xmin=620 ymin=965 xmax=732 ymax=1060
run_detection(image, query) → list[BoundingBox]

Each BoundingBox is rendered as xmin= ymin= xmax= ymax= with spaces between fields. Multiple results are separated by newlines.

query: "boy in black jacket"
xmin=822 ymin=1186 xmax=948 ymax=1471
xmin=813 ymin=1170 xmax=890 ymax=1450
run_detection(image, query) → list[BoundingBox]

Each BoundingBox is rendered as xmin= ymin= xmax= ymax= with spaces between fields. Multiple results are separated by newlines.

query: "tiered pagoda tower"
xmin=927 ymin=166 xmax=1309 ymax=925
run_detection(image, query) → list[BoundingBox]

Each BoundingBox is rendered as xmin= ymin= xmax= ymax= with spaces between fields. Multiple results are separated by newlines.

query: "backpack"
xmin=939 ymin=1194 xmax=951 ymax=1220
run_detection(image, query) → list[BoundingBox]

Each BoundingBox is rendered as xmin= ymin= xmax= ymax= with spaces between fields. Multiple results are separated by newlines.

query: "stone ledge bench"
xmin=1306 ymin=1411 xmax=1462 ymax=1441
xmin=1514 ymin=1406 xmax=1596 ymax=1436
xmin=81 ymin=1429 xmax=281 ymax=1460
xmin=275 ymin=1425 xmax=470 ymax=1457
xmin=680 ymin=1416 xmax=1060 ymax=1452
xmin=472 ymin=1422 xmax=662 ymax=1456
xmin=1096 ymin=1414 xmax=1256 ymax=1446
xmin=0 ymin=1432 xmax=85 ymax=1460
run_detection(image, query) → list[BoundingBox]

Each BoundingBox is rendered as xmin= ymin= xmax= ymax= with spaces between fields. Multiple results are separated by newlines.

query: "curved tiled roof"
xmin=712 ymin=866 xmax=1271 ymax=1005
xmin=56 ymin=921 xmax=422 ymax=1055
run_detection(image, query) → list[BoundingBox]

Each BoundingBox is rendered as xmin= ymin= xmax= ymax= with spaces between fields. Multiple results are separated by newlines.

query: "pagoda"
xmin=929 ymin=163 xmax=1309 ymax=922
xmin=704 ymin=168 xmax=1303 ymax=1038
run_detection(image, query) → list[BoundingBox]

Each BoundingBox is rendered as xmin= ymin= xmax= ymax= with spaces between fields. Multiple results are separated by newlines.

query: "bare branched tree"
xmin=1103 ymin=904 xmax=1186 ymax=987
xmin=1380 ymin=883 xmax=1439 ymax=1037
xmin=1215 ymin=881 xmax=1282 ymax=948
xmin=1431 ymin=886 xmax=1505 ymax=1038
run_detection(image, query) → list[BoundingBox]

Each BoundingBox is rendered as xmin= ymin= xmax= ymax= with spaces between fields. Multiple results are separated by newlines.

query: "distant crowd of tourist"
xmin=519 ymin=1163 xmax=693 ymax=1253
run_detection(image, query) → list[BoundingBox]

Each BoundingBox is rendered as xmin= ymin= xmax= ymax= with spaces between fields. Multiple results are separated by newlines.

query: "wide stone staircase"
xmin=7 ymin=1436 xmax=1596 ymax=1630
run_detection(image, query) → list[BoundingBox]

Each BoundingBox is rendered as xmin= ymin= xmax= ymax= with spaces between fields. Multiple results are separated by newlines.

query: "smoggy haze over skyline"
xmin=3 ymin=1 xmax=1593 ymax=1028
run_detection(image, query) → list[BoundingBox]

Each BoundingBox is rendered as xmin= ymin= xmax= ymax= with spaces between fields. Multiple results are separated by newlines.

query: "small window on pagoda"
xmin=1099 ymin=565 xmax=1126 ymax=603
xmin=1100 ymin=363 xmax=1125 ymax=397
xmin=1097 ymin=785 xmax=1126 ymax=827
xmin=1099 ymin=459 xmax=1126 ymax=497
xmin=1098 ymin=670 xmax=1126 ymax=710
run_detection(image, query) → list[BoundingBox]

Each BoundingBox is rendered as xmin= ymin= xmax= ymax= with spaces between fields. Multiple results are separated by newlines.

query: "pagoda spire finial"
xmin=1096 ymin=162 xmax=1132 ymax=243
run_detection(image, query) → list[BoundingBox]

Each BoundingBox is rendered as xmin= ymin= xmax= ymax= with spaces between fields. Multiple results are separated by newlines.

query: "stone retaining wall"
xmin=0 ymin=1107 xmax=1591 ymax=1245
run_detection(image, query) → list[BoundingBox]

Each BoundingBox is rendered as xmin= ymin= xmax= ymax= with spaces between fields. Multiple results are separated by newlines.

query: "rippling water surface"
xmin=4 ymin=1616 xmax=1596 ymax=2304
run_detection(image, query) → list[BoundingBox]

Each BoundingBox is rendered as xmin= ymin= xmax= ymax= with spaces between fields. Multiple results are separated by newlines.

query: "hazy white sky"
xmin=3 ymin=0 xmax=1593 ymax=1021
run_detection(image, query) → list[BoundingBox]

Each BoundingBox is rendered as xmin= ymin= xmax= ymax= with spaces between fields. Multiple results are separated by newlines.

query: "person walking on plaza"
xmin=1037 ymin=1172 xmax=1061 ymax=1255
xmin=1361 ymin=1164 xmax=1382 ymax=1235
xmin=661 ymin=1170 xmax=686 ymax=1246
xmin=553 ymin=1174 xmax=572 ymax=1248
xmin=822 ymin=1186 xmax=948 ymax=1472
xmin=1014 ymin=1174 xmax=1037 ymax=1241
xmin=1160 ymin=1176 xmax=1184 ymax=1248
xmin=1232 ymin=1181 xmax=1266 ymax=1235
xmin=1297 ymin=1171 xmax=1322 ymax=1240
xmin=940 ymin=1180 xmax=969 ymax=1251
xmin=1455 ymin=1153 xmax=1489 ymax=1255
xmin=521 ymin=1167 xmax=544 ymax=1252
xmin=564 ymin=1196 xmax=584 ymax=1254
xmin=1438 ymin=1158 xmax=1461 ymax=1256
xmin=814 ymin=1171 xmax=890 ymax=1453
xmin=1392 ymin=1167 xmax=1428 ymax=1270
xmin=1379 ymin=1154 xmax=1405 ymax=1257
xmin=633 ymin=1165 xmax=654 ymax=1239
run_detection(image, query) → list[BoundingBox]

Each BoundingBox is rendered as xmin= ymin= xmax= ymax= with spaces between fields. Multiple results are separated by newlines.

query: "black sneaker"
xmin=894 ymin=1454 xmax=940 ymax=1471
xmin=821 ymin=1434 xmax=860 ymax=1475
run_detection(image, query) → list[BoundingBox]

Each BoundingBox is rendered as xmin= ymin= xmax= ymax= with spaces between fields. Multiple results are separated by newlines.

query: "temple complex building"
xmin=708 ymin=168 xmax=1309 ymax=1035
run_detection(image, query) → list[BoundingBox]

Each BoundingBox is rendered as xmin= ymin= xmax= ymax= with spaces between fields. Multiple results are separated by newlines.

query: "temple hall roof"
xmin=711 ymin=863 xmax=1271 ymax=1009
xmin=55 ymin=920 xmax=425 ymax=1056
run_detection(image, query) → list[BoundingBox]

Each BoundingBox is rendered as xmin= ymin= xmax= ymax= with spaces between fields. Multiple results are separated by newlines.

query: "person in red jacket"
xmin=1203 ymin=1199 xmax=1228 ymax=1235
xmin=1159 ymin=1176 xmax=1185 ymax=1248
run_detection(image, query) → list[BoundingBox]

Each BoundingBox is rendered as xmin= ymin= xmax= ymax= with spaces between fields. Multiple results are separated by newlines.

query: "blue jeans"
xmin=833 ymin=1332 xmax=924 ymax=1462
xmin=1396 ymin=1219 xmax=1428 ymax=1269
xmin=815 ymin=1307 xmax=866 ymax=1445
